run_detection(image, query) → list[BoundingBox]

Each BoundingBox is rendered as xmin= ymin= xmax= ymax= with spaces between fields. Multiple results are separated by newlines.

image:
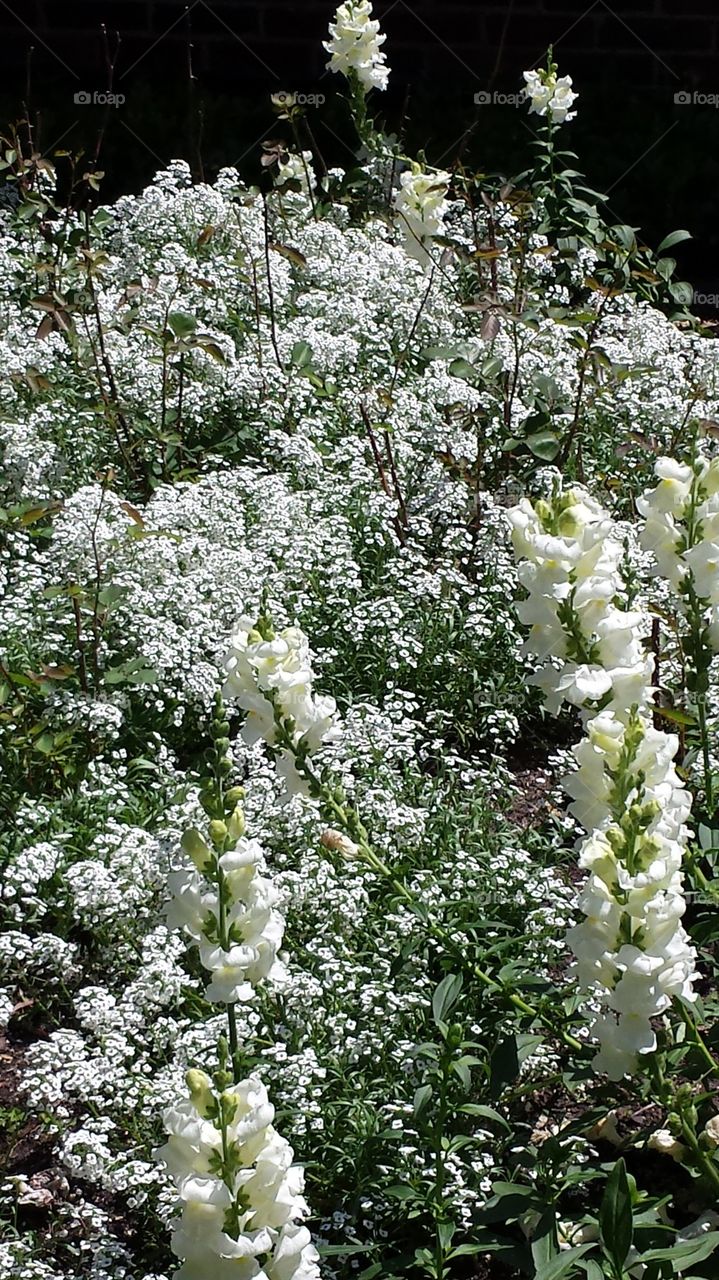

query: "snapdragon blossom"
xmin=157 ymin=1070 xmax=320 ymax=1280
xmin=276 ymin=150 xmax=316 ymax=195
xmin=507 ymin=487 xmax=653 ymax=716
xmin=324 ymin=0 xmax=389 ymax=92
xmin=509 ymin=486 xmax=697 ymax=1080
xmin=523 ymin=66 xmax=578 ymax=122
xmin=167 ymin=815 xmax=286 ymax=1004
xmin=393 ymin=168 xmax=450 ymax=266
xmin=222 ymin=616 xmax=340 ymax=795
xmin=159 ymin=702 xmax=320 ymax=1280
xmin=638 ymin=453 xmax=719 ymax=648
xmin=565 ymin=708 xmax=697 ymax=1080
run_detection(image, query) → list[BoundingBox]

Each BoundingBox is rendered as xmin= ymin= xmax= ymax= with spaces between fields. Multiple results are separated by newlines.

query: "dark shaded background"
xmin=0 ymin=0 xmax=716 ymax=299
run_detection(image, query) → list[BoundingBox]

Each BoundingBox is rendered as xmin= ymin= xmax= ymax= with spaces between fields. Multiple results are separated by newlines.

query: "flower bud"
xmin=703 ymin=1116 xmax=719 ymax=1149
xmin=321 ymin=828 xmax=359 ymax=859
xmin=186 ymin=1069 xmax=215 ymax=1117
xmin=209 ymin=819 xmax=228 ymax=847
xmin=225 ymin=786 xmax=245 ymax=806
xmin=534 ymin=498 xmax=552 ymax=526
xmin=221 ymin=1090 xmax=240 ymax=1123
xmin=181 ymin=827 xmax=213 ymax=872
xmin=227 ymin=804 xmax=246 ymax=840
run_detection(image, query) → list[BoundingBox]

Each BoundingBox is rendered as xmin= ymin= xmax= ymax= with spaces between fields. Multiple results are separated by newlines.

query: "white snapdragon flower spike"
xmin=222 ymin=616 xmax=340 ymax=796
xmin=639 ymin=452 xmax=719 ymax=645
xmin=523 ymin=67 xmax=578 ymax=122
xmin=507 ymin=488 xmax=653 ymax=717
xmin=510 ymin=485 xmax=697 ymax=1080
xmin=565 ymin=709 xmax=697 ymax=1080
xmin=157 ymin=1073 xmax=319 ymax=1280
xmin=393 ymin=168 xmax=450 ymax=266
xmin=324 ymin=0 xmax=389 ymax=92
xmin=167 ymin=830 xmax=286 ymax=1004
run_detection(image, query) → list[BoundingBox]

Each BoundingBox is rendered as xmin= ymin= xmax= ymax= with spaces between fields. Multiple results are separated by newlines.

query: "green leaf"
xmin=316 ymin=1244 xmax=372 ymax=1257
xmin=580 ymin=1261 xmax=604 ymax=1280
xmin=654 ymin=705 xmax=696 ymax=728
xmin=458 ymin=1103 xmax=511 ymax=1133
xmin=531 ymin=1209 xmax=559 ymax=1272
xmin=199 ymin=340 xmax=227 ymax=363
xmin=92 ymin=208 xmax=113 ymax=231
xmin=489 ymin=1036 xmax=519 ymax=1099
xmin=527 ymin=430 xmax=561 ymax=461
xmin=599 ymin=1159 xmax=633 ymax=1274
xmin=448 ymin=357 xmax=479 ymax=383
xmin=639 ymin=1231 xmax=719 ymax=1266
xmin=384 ymin=1185 xmax=419 ymax=1201
xmin=432 ymin=973 xmax=463 ymax=1025
xmin=356 ymin=1264 xmax=382 ymax=1280
xmin=125 ymin=668 xmax=159 ymax=685
xmin=413 ymin=1083 xmax=432 ymax=1117
xmin=97 ymin=585 xmax=127 ymax=607
xmin=697 ymin=823 xmax=719 ymax=852
xmin=480 ymin=1181 xmax=536 ymax=1224
xmin=535 ymin=1243 xmax=592 ymax=1280
xmin=669 ymin=280 xmax=694 ymax=306
xmin=656 ymin=229 xmax=692 ymax=254
xmin=291 ymin=340 xmax=313 ymax=369
xmin=168 ymin=311 xmax=197 ymax=338
xmin=611 ymin=224 xmax=637 ymax=253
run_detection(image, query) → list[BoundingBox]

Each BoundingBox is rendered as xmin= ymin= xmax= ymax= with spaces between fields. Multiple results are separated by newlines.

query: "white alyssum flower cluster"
xmin=509 ymin=485 xmax=698 ymax=1079
xmin=393 ymin=168 xmax=451 ymax=266
xmin=157 ymin=1069 xmax=319 ymax=1280
xmin=324 ymin=0 xmax=389 ymax=92
xmin=222 ymin=616 xmax=340 ymax=795
xmin=507 ymin=487 xmax=653 ymax=716
xmin=523 ymin=66 xmax=578 ymax=122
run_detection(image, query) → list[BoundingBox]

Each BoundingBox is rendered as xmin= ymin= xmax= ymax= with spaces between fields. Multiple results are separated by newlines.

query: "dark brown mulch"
xmin=504 ymin=766 xmax=557 ymax=830
xmin=0 ymin=1026 xmax=56 ymax=1175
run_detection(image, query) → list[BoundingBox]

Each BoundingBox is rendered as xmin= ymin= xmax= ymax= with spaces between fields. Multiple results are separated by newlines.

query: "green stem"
xmin=675 ymin=1000 xmax=718 ymax=1076
xmin=434 ymin=1058 xmax=450 ymax=1280
xmin=696 ymin=692 xmax=714 ymax=818
xmin=679 ymin=1113 xmax=719 ymax=1194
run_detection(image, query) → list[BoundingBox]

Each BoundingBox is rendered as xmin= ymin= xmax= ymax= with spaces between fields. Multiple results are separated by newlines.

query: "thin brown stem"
xmin=92 ymin=26 xmax=120 ymax=169
xmin=261 ymin=194 xmax=284 ymax=371
xmin=71 ymin=596 xmax=89 ymax=695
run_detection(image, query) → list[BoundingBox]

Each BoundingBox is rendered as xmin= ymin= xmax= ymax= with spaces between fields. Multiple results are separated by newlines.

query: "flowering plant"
xmin=523 ymin=67 xmax=578 ymax=123
xmin=393 ymin=168 xmax=451 ymax=266
xmin=324 ymin=0 xmax=389 ymax=92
